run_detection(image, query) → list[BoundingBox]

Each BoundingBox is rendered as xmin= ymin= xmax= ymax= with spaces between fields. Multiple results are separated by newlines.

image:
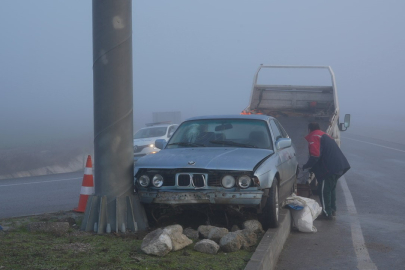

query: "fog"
xmin=1 ymin=0 xmax=404 ymax=151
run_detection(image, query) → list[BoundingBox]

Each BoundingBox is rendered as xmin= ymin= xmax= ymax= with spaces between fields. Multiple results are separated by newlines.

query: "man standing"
xmin=303 ymin=123 xmax=350 ymax=220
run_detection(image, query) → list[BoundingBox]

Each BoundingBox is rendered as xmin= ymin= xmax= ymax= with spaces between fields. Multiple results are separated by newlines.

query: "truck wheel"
xmin=262 ymin=178 xmax=279 ymax=229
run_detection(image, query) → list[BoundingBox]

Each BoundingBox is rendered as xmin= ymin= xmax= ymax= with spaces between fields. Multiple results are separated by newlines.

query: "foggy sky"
xmin=1 ymin=0 xmax=404 ymax=148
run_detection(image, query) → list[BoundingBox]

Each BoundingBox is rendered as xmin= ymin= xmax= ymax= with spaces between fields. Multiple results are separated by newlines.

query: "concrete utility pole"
xmin=81 ymin=0 xmax=148 ymax=233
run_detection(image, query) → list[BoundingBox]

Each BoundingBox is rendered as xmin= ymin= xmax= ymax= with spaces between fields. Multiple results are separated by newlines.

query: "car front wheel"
xmin=261 ymin=177 xmax=279 ymax=229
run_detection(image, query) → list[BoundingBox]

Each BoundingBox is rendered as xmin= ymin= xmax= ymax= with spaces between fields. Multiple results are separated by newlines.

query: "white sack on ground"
xmin=286 ymin=194 xmax=322 ymax=233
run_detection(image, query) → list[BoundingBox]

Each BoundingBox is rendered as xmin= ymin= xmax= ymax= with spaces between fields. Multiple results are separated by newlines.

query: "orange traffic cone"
xmin=74 ymin=155 xmax=95 ymax=213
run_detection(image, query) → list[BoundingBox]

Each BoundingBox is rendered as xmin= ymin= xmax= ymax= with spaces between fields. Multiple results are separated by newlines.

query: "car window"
xmin=167 ymin=119 xmax=273 ymax=149
xmin=274 ymin=119 xmax=289 ymax=138
xmin=134 ymin=127 xmax=168 ymax=139
xmin=270 ymin=120 xmax=282 ymax=141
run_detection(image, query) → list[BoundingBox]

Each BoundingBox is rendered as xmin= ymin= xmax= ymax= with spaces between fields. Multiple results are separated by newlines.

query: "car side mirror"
xmin=155 ymin=139 xmax=167 ymax=150
xmin=276 ymin=138 xmax=292 ymax=150
xmin=339 ymin=114 xmax=351 ymax=131
xmin=344 ymin=114 xmax=351 ymax=128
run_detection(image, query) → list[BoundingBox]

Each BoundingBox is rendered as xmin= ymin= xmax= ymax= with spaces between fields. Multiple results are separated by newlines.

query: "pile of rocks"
xmin=141 ymin=220 xmax=264 ymax=256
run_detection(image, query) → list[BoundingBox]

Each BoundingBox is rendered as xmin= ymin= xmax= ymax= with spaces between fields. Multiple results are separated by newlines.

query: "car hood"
xmin=133 ymin=138 xmax=160 ymax=145
xmin=135 ymin=148 xmax=274 ymax=171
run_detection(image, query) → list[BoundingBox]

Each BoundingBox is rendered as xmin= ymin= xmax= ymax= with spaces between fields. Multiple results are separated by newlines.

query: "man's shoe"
xmin=332 ymin=211 xmax=336 ymax=217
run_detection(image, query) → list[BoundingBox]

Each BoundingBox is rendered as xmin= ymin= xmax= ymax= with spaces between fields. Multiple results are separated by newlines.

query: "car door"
xmin=274 ymin=119 xmax=297 ymax=181
xmin=269 ymin=120 xmax=289 ymax=181
xmin=270 ymin=120 xmax=294 ymax=200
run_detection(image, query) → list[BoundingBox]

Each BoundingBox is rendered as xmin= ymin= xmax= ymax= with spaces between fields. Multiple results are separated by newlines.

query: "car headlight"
xmin=149 ymin=144 xmax=154 ymax=148
xmin=152 ymin=174 xmax=164 ymax=187
xmin=238 ymin=175 xmax=252 ymax=189
xmin=221 ymin=175 xmax=235 ymax=188
xmin=138 ymin=175 xmax=150 ymax=187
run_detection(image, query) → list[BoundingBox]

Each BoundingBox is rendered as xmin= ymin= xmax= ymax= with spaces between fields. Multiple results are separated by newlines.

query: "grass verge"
xmin=0 ymin=212 xmax=259 ymax=270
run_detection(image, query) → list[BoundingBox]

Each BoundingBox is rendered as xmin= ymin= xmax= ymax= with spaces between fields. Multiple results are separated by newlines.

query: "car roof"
xmin=186 ymin=114 xmax=273 ymax=121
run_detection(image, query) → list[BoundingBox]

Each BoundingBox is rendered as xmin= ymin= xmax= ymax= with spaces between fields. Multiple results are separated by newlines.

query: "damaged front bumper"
xmin=138 ymin=190 xmax=263 ymax=205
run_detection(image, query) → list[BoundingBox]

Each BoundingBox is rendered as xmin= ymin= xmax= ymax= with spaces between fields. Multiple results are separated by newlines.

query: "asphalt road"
xmin=1 ymin=132 xmax=404 ymax=269
xmin=276 ymin=133 xmax=405 ymax=270
xmin=0 ymin=171 xmax=83 ymax=219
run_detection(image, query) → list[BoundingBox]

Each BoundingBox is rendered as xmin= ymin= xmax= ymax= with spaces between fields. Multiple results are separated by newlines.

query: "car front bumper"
xmin=138 ymin=190 xmax=263 ymax=205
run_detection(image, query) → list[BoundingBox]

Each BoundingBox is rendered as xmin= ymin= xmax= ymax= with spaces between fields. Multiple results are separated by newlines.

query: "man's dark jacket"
xmin=303 ymin=130 xmax=350 ymax=181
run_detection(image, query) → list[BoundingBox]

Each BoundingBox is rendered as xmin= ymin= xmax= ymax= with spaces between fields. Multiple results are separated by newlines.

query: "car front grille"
xmin=207 ymin=174 xmax=221 ymax=187
xmin=192 ymin=174 xmax=205 ymax=188
xmin=176 ymin=173 xmax=207 ymax=188
xmin=134 ymin=144 xmax=149 ymax=153
xmin=162 ymin=174 xmax=175 ymax=186
xmin=138 ymin=170 xmax=249 ymax=188
xmin=178 ymin=174 xmax=191 ymax=186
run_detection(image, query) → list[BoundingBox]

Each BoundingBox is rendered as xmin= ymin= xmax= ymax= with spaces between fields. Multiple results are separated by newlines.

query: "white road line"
xmin=0 ymin=177 xmax=82 ymax=187
xmin=340 ymin=176 xmax=378 ymax=270
xmin=342 ymin=136 xmax=405 ymax=153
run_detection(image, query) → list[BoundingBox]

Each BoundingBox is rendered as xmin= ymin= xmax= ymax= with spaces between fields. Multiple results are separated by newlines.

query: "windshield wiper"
xmin=167 ymin=142 xmax=206 ymax=147
xmin=209 ymin=140 xmax=257 ymax=148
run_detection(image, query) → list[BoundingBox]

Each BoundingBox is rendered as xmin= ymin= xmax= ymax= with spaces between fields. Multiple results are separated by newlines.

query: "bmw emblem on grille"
xmin=188 ymin=161 xmax=196 ymax=165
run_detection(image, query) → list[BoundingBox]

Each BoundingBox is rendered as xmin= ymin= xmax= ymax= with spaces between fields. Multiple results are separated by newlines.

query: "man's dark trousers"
xmin=318 ymin=174 xmax=339 ymax=216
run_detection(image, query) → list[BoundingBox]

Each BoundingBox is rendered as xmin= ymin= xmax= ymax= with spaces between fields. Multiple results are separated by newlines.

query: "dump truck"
xmin=242 ymin=65 xmax=350 ymax=187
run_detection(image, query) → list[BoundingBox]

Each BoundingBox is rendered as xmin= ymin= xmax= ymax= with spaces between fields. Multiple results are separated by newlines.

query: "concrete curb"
xmin=245 ymin=209 xmax=291 ymax=270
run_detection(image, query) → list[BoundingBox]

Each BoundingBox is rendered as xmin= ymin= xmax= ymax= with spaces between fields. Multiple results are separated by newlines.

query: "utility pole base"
xmin=80 ymin=194 xmax=148 ymax=234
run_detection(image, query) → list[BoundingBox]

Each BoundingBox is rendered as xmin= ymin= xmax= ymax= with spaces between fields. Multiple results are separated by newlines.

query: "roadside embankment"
xmin=0 ymin=211 xmax=258 ymax=270
xmin=0 ymin=144 xmax=92 ymax=180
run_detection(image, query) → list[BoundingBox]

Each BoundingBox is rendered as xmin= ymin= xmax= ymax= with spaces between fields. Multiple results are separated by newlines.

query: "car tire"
xmin=292 ymin=169 xmax=298 ymax=194
xmin=292 ymin=180 xmax=297 ymax=195
xmin=262 ymin=177 xmax=279 ymax=229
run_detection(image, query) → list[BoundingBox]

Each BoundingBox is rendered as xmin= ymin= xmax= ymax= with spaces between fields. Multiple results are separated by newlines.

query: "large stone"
xmin=194 ymin=239 xmax=220 ymax=254
xmin=169 ymin=232 xmax=193 ymax=251
xmin=208 ymin=227 xmax=229 ymax=243
xmin=163 ymin=224 xmax=192 ymax=251
xmin=231 ymin=225 xmax=240 ymax=232
xmin=59 ymin=217 xmax=76 ymax=226
xmin=141 ymin=229 xmax=172 ymax=256
xmin=219 ymin=231 xmax=245 ymax=252
xmin=27 ymin=222 xmax=69 ymax=236
xmin=163 ymin=224 xmax=183 ymax=235
xmin=243 ymin=220 xmax=264 ymax=234
xmin=240 ymin=229 xmax=258 ymax=248
xmin=183 ymin=228 xmax=199 ymax=240
xmin=198 ymin=225 xmax=215 ymax=239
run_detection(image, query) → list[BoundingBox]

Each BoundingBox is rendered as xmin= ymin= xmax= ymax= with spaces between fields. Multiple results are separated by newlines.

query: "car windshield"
xmin=134 ymin=127 xmax=167 ymax=139
xmin=166 ymin=119 xmax=273 ymax=149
